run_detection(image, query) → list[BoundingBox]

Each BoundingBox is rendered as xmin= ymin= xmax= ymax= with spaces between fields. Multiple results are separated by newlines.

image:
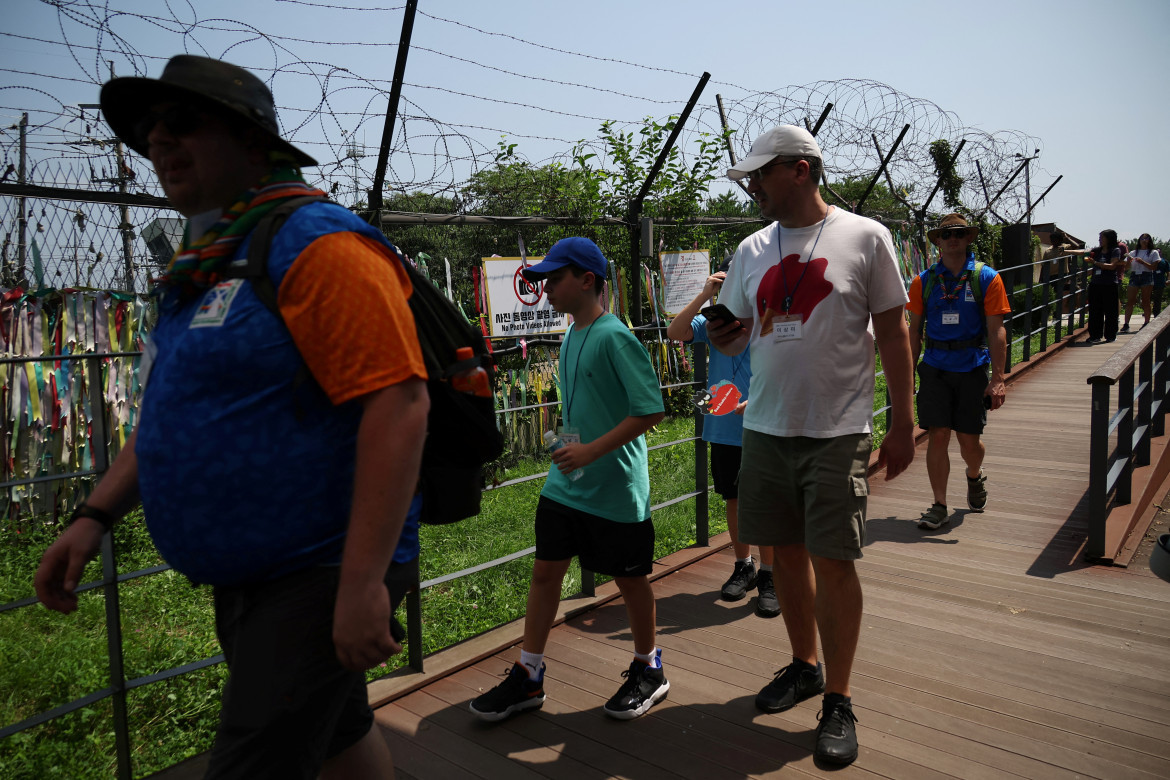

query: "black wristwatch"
xmin=68 ymin=503 xmax=117 ymax=532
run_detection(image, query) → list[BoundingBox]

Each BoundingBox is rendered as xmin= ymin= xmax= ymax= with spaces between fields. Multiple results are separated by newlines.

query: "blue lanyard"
xmin=775 ymin=211 xmax=830 ymax=313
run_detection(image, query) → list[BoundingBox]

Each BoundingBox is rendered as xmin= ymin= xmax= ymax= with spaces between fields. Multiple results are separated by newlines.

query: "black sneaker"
xmin=603 ymin=651 xmax=669 ymax=720
xmin=754 ymin=569 xmax=781 ymax=618
xmin=755 ymin=660 xmax=825 ymax=713
xmin=720 ymin=559 xmax=757 ymax=601
xmin=815 ymin=696 xmax=859 ymax=765
xmin=469 ymin=662 xmax=546 ymax=722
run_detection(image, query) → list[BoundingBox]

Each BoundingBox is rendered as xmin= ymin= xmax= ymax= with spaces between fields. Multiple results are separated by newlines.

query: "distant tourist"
xmin=1085 ymin=229 xmax=1126 ymax=343
xmin=1126 ymin=233 xmax=1163 ymax=326
xmin=906 ymin=214 xmax=1011 ymax=530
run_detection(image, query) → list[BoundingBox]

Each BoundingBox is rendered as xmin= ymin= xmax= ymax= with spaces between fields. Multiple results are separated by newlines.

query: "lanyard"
xmin=776 ymin=210 xmax=829 ymax=313
xmin=563 ymin=317 xmax=598 ymax=425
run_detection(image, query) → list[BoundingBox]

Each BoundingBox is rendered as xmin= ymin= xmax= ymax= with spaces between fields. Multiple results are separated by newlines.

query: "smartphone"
xmin=701 ymin=304 xmax=745 ymax=330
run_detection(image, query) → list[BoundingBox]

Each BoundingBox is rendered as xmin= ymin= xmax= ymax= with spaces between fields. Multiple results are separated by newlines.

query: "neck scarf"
xmin=156 ymin=167 xmax=326 ymax=303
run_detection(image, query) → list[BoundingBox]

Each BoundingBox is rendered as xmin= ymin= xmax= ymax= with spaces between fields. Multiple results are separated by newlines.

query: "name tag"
xmin=942 ymin=311 xmax=960 ymax=325
xmin=772 ymin=315 xmax=802 ymax=343
xmin=190 ymin=279 xmax=244 ymax=329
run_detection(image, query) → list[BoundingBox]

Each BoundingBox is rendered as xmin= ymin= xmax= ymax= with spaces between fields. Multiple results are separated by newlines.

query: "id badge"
xmin=558 ymin=426 xmax=581 ymax=445
xmin=772 ymin=315 xmax=802 ymax=343
xmin=941 ymin=311 xmax=960 ymax=325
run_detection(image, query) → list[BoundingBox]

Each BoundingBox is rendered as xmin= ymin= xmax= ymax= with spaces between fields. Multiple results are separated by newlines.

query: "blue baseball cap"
xmin=521 ymin=237 xmax=608 ymax=282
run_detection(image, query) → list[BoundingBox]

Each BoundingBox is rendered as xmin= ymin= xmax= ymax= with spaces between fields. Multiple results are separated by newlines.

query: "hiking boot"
xmin=603 ymin=651 xmax=669 ymax=719
xmin=754 ymin=569 xmax=781 ymax=618
xmin=720 ymin=559 xmax=757 ymax=601
xmin=755 ymin=660 xmax=825 ymax=713
xmin=918 ymin=503 xmax=949 ymax=530
xmin=967 ymin=471 xmax=988 ymax=512
xmin=469 ymin=662 xmax=546 ymax=722
xmin=815 ymin=696 xmax=859 ymax=765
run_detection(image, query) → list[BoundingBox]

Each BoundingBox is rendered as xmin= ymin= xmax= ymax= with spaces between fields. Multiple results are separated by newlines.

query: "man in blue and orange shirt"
xmin=907 ymin=213 xmax=1011 ymax=531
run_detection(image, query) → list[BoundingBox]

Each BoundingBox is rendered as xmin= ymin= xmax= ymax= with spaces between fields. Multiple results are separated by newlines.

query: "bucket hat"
xmin=100 ymin=55 xmax=316 ymax=167
xmin=927 ymin=213 xmax=980 ymax=246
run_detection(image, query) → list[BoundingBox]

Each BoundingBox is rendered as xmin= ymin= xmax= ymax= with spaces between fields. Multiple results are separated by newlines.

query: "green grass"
xmin=0 ymin=414 xmax=726 ymax=779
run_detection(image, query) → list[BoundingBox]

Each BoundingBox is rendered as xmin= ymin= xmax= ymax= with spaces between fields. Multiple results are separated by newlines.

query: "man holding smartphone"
xmin=906 ymin=214 xmax=1011 ymax=531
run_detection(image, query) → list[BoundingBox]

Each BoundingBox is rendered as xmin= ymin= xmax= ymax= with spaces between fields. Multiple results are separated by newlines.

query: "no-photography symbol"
xmin=513 ymin=268 xmax=544 ymax=305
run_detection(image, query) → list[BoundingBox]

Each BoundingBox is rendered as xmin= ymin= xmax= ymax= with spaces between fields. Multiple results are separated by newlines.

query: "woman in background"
xmin=1122 ymin=233 xmax=1159 ymax=331
xmin=1086 ymin=229 xmax=1125 ymax=343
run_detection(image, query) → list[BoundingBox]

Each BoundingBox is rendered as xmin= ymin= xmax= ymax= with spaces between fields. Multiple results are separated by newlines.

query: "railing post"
xmin=1078 ymin=264 xmax=1089 ymax=329
xmin=1003 ymin=269 xmax=1015 ymax=373
xmin=1023 ymin=265 xmax=1034 ymax=362
xmin=1087 ymin=381 xmax=1111 ymax=560
xmin=1137 ymin=346 xmax=1153 ymax=467
xmin=406 ymin=585 xmax=423 ymax=672
xmin=1155 ymin=325 xmax=1169 ymax=438
xmin=694 ymin=342 xmax=709 ymax=546
xmin=1040 ymin=271 xmax=1051 ymax=353
xmin=1054 ymin=269 xmax=1065 ymax=343
xmin=1117 ymin=366 xmax=1134 ymax=505
xmin=580 ymin=568 xmax=595 ymax=597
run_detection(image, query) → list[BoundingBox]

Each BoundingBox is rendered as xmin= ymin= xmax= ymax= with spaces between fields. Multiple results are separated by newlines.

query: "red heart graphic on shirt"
xmin=757 ymin=253 xmax=834 ymax=335
xmin=708 ymin=382 xmax=741 ymax=416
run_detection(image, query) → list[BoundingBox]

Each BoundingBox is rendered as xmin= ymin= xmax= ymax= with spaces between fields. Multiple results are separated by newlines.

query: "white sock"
xmin=634 ymin=648 xmax=661 ymax=668
xmin=519 ymin=650 xmax=544 ymax=680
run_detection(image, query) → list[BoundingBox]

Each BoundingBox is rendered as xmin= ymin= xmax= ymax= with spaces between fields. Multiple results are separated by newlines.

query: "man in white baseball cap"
xmin=710 ymin=125 xmax=916 ymax=766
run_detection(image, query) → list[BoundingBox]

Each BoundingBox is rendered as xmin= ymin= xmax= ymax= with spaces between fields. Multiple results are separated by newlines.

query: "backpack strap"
xmin=222 ymin=195 xmax=330 ymax=316
xmin=921 ymin=260 xmax=989 ymax=351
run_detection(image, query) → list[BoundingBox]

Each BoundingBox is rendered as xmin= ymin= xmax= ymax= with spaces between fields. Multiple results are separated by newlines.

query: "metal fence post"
xmin=1003 ymin=270 xmax=1015 ymax=373
xmin=87 ymin=355 xmax=132 ymax=779
xmin=1155 ymin=327 xmax=1169 ymax=438
xmin=694 ymin=342 xmax=709 ymax=547
xmin=1023 ymin=266 xmax=1034 ymax=363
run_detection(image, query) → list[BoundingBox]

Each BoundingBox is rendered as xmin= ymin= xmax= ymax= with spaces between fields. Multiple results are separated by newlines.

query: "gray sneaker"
xmin=967 ymin=471 xmax=988 ymax=511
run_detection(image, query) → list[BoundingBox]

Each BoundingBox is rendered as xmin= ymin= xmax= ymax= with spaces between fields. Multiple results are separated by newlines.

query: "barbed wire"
xmin=2 ymin=0 xmax=1044 ymax=293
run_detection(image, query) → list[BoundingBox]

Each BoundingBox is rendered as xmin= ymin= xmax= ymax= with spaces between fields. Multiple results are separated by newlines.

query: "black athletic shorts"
xmin=916 ymin=362 xmax=989 ymax=435
xmin=535 ymin=495 xmax=655 ymax=577
xmin=710 ymin=442 xmax=742 ymax=499
xmin=204 ymin=566 xmax=373 ymax=780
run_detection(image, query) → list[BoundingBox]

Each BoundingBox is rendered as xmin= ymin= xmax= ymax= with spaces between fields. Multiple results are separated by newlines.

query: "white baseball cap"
xmin=727 ymin=125 xmax=822 ymax=181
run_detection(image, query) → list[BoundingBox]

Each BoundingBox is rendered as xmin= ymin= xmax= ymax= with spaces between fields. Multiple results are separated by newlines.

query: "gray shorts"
xmin=737 ymin=429 xmax=871 ymax=560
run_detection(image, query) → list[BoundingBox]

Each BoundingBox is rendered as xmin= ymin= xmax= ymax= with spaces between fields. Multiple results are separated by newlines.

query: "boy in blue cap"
xmin=469 ymin=237 xmax=667 ymax=721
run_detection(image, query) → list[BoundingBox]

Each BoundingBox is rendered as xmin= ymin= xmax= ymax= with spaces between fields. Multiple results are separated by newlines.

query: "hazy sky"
xmin=2 ymin=0 xmax=1166 ymax=246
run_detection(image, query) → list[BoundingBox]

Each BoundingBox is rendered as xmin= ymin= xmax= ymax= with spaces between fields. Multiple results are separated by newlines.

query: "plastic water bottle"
xmin=450 ymin=346 xmax=491 ymax=398
xmin=543 ymin=430 xmax=584 ymax=481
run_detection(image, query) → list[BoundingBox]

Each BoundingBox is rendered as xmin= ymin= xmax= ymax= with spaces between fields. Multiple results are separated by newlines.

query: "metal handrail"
xmin=1086 ymin=308 xmax=1170 ymax=561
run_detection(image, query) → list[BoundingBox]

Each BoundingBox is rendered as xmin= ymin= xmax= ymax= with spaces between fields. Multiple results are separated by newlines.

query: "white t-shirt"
xmin=719 ymin=207 xmax=909 ymax=438
xmin=1128 ymin=248 xmax=1162 ymax=273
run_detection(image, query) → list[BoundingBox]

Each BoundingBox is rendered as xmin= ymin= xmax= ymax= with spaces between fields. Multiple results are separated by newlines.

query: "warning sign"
xmin=481 ymin=257 xmax=569 ymax=338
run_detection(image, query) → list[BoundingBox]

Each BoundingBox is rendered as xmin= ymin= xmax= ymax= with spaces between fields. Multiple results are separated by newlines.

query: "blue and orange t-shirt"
xmin=906 ymin=258 xmax=1011 ymax=373
xmin=136 ymin=202 xmax=426 ymax=585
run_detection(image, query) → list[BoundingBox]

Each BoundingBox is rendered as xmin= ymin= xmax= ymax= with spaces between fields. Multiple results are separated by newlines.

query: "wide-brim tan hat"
xmin=927 ymin=213 xmax=980 ymax=246
xmin=100 ymin=55 xmax=317 ymax=168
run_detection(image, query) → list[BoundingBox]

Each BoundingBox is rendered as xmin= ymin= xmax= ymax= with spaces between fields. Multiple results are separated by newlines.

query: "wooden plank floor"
xmin=379 ymin=331 xmax=1170 ymax=779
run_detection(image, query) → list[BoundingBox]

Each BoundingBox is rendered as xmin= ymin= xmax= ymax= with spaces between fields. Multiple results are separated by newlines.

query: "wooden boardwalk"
xmin=375 ymin=332 xmax=1170 ymax=780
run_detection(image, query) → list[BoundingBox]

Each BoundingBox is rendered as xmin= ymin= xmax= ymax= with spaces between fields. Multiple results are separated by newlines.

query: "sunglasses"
xmin=745 ymin=159 xmax=800 ymax=183
xmin=937 ymin=228 xmax=970 ymax=240
xmin=132 ymin=104 xmax=206 ymax=148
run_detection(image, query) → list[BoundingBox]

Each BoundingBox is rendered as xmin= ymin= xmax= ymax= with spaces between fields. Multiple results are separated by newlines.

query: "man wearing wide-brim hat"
xmin=35 ymin=55 xmax=429 ymax=777
xmin=906 ymin=213 xmax=1011 ymax=533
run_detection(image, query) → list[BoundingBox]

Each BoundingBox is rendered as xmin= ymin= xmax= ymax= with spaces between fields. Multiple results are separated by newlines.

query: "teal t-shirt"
xmin=542 ymin=313 xmax=664 ymax=523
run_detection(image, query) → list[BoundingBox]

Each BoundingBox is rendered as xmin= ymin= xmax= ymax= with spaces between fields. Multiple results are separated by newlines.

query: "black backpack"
xmin=225 ymin=195 xmax=504 ymax=524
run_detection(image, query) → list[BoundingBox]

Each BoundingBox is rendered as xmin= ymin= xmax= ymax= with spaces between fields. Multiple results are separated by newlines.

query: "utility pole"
xmin=109 ymin=63 xmax=136 ymax=293
xmin=17 ymin=112 xmax=27 ymax=285
xmin=1015 ymin=148 xmax=1040 ymax=253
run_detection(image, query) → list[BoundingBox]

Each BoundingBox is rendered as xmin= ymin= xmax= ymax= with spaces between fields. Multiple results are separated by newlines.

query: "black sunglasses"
xmin=132 ymin=104 xmax=206 ymax=148
xmin=937 ymin=228 xmax=970 ymax=240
